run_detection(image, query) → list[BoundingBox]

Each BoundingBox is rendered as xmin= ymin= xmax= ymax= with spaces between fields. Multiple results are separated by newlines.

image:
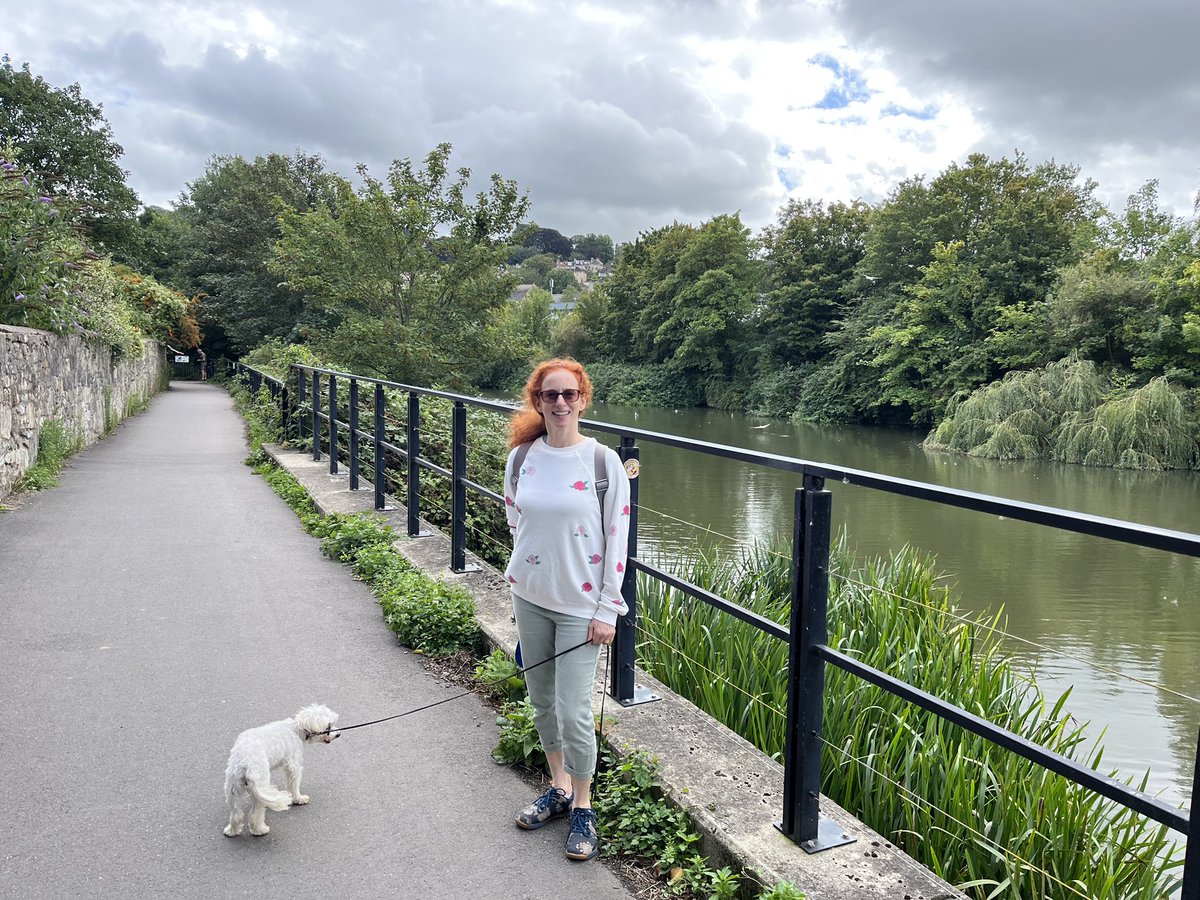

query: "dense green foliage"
xmin=558 ymin=157 xmax=1197 ymax=468
xmin=635 ymin=539 xmax=1182 ymax=898
xmin=925 ymin=354 xmax=1200 ymax=468
xmin=173 ymin=151 xmax=338 ymax=356
xmin=0 ymin=57 xmax=139 ymax=256
xmin=1 ymin=143 xmax=199 ymax=357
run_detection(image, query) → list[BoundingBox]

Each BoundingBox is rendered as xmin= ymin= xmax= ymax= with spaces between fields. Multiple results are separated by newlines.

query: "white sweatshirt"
xmin=503 ymin=437 xmax=632 ymax=625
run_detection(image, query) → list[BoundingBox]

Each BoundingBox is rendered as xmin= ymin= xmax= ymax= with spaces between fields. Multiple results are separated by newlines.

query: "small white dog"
xmin=223 ymin=704 xmax=340 ymax=837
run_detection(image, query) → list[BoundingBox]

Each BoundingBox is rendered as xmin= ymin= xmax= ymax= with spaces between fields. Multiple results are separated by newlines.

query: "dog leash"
xmin=326 ymin=638 xmax=595 ymax=735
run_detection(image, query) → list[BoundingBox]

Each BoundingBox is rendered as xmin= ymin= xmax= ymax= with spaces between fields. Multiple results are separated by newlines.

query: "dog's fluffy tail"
xmin=245 ymin=776 xmax=292 ymax=812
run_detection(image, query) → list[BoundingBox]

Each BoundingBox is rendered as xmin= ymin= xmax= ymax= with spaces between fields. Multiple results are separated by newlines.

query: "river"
xmin=578 ymin=400 xmax=1199 ymax=810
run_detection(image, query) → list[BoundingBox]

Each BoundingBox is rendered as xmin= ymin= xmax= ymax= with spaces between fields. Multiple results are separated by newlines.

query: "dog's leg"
xmin=285 ymin=762 xmax=309 ymax=805
xmin=248 ymin=799 xmax=271 ymax=836
xmin=224 ymin=806 xmax=245 ymax=837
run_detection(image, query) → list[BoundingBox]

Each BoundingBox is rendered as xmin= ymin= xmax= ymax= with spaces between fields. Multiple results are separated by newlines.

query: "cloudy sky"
xmin=7 ymin=0 xmax=1198 ymax=242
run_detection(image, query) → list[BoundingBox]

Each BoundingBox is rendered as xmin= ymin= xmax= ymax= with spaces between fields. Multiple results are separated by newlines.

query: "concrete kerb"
xmin=263 ymin=443 xmax=965 ymax=900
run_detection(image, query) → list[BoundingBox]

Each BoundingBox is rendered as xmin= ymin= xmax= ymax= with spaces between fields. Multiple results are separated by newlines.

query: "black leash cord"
xmin=328 ymin=638 xmax=594 ymax=735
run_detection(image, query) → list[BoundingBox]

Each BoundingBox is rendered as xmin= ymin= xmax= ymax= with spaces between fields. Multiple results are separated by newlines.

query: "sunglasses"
xmin=536 ymin=389 xmax=582 ymax=404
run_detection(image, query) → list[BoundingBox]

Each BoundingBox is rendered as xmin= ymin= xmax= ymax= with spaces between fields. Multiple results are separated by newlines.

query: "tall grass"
xmin=636 ymin=537 xmax=1183 ymax=898
xmin=925 ymin=355 xmax=1200 ymax=470
xmin=14 ymin=420 xmax=80 ymax=491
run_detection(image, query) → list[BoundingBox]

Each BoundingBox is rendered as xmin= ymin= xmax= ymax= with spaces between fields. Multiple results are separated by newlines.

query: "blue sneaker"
xmin=514 ymin=786 xmax=573 ymax=830
xmin=564 ymin=807 xmax=599 ymax=860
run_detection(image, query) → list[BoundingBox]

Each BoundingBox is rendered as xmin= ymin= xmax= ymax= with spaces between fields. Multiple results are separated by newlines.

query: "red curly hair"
xmin=508 ymin=358 xmax=594 ymax=448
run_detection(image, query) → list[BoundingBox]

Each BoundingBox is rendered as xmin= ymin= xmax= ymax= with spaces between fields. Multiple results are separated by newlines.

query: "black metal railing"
xmin=230 ymin=360 xmax=1199 ymax=894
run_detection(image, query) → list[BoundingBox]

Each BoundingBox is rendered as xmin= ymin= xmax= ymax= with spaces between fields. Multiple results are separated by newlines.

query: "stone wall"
xmin=0 ymin=325 xmax=168 ymax=501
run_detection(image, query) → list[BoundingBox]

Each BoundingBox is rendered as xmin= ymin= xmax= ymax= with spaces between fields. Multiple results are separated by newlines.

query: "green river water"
xmin=574 ymin=400 xmax=1199 ymax=810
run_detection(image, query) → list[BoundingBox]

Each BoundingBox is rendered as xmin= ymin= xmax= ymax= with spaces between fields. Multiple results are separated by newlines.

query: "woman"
xmin=503 ymin=358 xmax=631 ymax=861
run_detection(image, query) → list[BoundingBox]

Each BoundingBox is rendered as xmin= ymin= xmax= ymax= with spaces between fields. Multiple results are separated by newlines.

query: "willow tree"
xmin=269 ymin=143 xmax=529 ymax=386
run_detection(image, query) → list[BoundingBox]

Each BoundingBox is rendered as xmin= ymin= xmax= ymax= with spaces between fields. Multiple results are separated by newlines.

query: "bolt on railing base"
xmin=618 ymin=683 xmax=662 ymax=707
xmin=775 ymin=815 xmax=857 ymax=853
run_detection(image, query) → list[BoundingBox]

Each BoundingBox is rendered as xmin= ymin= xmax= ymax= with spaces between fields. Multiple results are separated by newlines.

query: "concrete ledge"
xmin=264 ymin=443 xmax=965 ymax=900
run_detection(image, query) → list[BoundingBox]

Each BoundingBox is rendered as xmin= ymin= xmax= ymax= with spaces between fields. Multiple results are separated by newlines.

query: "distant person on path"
xmin=503 ymin=358 xmax=631 ymax=861
xmin=196 ymin=347 xmax=207 ymax=381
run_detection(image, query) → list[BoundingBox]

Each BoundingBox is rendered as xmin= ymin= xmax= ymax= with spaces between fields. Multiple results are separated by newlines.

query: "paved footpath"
xmin=0 ymin=381 xmax=630 ymax=900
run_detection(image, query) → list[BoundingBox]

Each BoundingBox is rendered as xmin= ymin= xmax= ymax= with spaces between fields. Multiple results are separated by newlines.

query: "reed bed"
xmin=636 ymin=537 xmax=1184 ymax=898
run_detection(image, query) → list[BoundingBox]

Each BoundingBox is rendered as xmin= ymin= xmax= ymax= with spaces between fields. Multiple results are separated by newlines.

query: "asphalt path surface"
xmin=0 ymin=381 xmax=630 ymax=899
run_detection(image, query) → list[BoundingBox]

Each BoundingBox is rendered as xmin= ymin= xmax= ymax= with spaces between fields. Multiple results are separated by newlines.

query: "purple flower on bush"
xmin=15 ymin=293 xmax=25 ymax=301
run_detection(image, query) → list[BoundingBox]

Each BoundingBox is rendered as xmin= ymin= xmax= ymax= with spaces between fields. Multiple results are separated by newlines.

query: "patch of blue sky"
xmin=776 ymin=143 xmax=793 ymax=159
xmin=810 ymin=53 xmax=871 ymax=110
xmin=777 ymin=167 xmax=799 ymax=191
xmin=882 ymin=102 xmax=938 ymax=121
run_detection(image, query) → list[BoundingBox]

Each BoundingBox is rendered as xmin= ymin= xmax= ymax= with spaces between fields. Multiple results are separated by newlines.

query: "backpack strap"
xmin=510 ymin=438 xmax=608 ymax=530
xmin=509 ymin=441 xmax=533 ymax=498
xmin=593 ymin=441 xmax=608 ymax=515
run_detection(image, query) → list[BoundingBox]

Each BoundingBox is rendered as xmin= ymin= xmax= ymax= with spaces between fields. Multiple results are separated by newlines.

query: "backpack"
xmin=509 ymin=439 xmax=609 ymax=527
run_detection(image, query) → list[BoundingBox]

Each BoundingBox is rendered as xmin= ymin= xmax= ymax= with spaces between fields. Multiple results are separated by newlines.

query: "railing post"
xmin=311 ymin=371 xmax=322 ymax=462
xmin=280 ymin=384 xmax=290 ymax=443
xmin=297 ymin=367 xmax=307 ymax=443
xmin=613 ymin=437 xmax=656 ymax=706
xmin=328 ymin=374 xmax=339 ymax=475
xmin=1183 ymin=726 xmax=1200 ymax=899
xmin=348 ymin=379 xmax=360 ymax=490
xmin=250 ymin=368 xmax=261 ymax=394
xmin=406 ymin=393 xmax=428 ymax=537
xmin=779 ymin=475 xmax=853 ymax=852
xmin=373 ymin=384 xmax=388 ymax=511
xmin=450 ymin=401 xmax=478 ymax=573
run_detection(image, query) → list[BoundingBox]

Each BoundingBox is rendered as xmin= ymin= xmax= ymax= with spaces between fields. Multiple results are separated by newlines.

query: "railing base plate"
xmin=775 ymin=815 xmax=856 ymax=853
xmin=618 ymin=683 xmax=662 ymax=706
xmin=452 ymin=564 xmax=481 ymax=574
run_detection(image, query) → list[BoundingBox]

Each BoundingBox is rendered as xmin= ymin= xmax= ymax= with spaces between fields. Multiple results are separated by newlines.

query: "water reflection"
xmin=585 ymin=401 xmax=1200 ymax=807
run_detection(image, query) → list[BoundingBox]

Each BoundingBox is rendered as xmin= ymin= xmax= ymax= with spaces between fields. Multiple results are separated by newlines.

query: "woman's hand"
xmin=588 ymin=618 xmax=616 ymax=646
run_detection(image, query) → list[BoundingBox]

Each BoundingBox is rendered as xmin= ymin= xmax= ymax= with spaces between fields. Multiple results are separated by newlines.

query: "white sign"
xmin=174 ymin=355 xmax=189 ymax=363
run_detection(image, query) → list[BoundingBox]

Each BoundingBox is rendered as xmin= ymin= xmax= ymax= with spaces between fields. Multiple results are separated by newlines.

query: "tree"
xmin=1109 ymin=181 xmax=1179 ymax=264
xmin=174 ymin=151 xmax=338 ymax=355
xmin=758 ymin=199 xmax=870 ymax=368
xmin=810 ymin=153 xmax=1100 ymax=424
xmin=121 ymin=206 xmax=189 ymax=290
xmin=595 ymin=223 xmax=697 ymax=363
xmin=1128 ymin=217 xmax=1200 ymax=383
xmin=1045 ymin=250 xmax=1153 ymax=367
xmin=571 ymin=233 xmax=614 ymax=262
xmin=0 ymin=57 xmax=139 ymax=256
xmin=270 ymin=142 xmax=529 ymax=385
xmin=522 ymin=226 xmax=572 ymax=258
xmin=626 ymin=214 xmax=759 ymax=380
xmin=550 ymin=287 xmax=607 ymax=359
